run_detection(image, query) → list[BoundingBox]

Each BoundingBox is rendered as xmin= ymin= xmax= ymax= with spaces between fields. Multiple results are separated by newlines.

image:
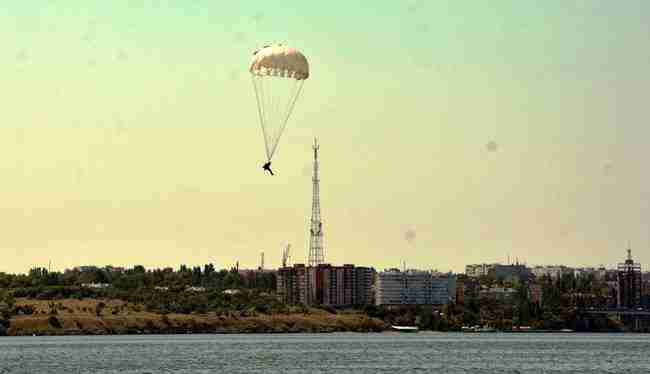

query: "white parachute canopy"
xmin=249 ymin=44 xmax=309 ymax=161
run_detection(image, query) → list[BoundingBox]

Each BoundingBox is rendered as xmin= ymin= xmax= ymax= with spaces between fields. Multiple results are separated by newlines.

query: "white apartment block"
xmin=375 ymin=269 xmax=454 ymax=306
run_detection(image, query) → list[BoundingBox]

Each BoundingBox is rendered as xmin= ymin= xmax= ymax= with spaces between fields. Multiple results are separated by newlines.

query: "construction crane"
xmin=281 ymin=243 xmax=291 ymax=268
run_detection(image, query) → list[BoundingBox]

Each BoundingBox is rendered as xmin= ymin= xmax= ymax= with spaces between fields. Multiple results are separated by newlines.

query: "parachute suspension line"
xmin=269 ymin=75 xmax=278 ymax=145
xmin=267 ymin=76 xmax=279 ymax=150
xmin=261 ymin=76 xmax=273 ymax=159
xmin=276 ymin=79 xmax=299 ymax=144
xmin=251 ymin=75 xmax=271 ymax=161
xmin=257 ymin=76 xmax=268 ymax=154
xmin=268 ymin=77 xmax=294 ymax=150
xmin=271 ymin=79 xmax=304 ymax=158
xmin=268 ymin=79 xmax=305 ymax=159
xmin=263 ymin=76 xmax=277 ymax=158
xmin=271 ymin=79 xmax=299 ymax=147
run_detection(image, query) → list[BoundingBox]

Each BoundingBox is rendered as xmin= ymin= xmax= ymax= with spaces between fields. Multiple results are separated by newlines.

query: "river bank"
xmin=4 ymin=298 xmax=387 ymax=336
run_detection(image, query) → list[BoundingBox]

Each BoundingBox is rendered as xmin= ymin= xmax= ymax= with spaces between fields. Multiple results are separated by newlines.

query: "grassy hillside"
xmin=7 ymin=298 xmax=387 ymax=336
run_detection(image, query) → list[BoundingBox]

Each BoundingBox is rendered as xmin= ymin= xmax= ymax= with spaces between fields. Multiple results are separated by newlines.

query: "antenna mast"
xmin=308 ymin=138 xmax=325 ymax=266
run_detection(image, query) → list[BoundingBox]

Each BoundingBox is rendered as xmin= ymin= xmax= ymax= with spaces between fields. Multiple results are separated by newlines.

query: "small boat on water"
xmin=461 ymin=325 xmax=497 ymax=333
xmin=391 ymin=325 xmax=419 ymax=333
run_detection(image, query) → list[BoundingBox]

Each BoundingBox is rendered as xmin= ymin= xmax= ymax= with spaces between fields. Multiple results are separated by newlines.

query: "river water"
xmin=0 ymin=333 xmax=648 ymax=373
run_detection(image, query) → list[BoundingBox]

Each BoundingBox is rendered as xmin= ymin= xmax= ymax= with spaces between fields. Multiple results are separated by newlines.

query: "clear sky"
xmin=1 ymin=1 xmax=649 ymax=273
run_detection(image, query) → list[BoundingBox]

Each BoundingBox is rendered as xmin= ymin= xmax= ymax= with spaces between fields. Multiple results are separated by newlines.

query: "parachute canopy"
xmin=250 ymin=44 xmax=309 ymax=162
xmin=250 ymin=44 xmax=309 ymax=80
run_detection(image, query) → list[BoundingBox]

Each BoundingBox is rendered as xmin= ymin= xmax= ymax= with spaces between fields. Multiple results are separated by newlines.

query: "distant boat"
xmin=391 ymin=325 xmax=419 ymax=333
xmin=461 ymin=325 xmax=497 ymax=333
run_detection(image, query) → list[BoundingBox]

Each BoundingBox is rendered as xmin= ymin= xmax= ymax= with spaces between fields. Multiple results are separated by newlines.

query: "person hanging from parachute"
xmin=262 ymin=161 xmax=274 ymax=176
xmin=249 ymin=44 xmax=309 ymax=175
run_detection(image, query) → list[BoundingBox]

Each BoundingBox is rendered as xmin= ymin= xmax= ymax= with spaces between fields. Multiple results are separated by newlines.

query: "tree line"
xmin=0 ymin=265 xmax=280 ymax=318
xmin=0 ymin=264 xmax=275 ymax=291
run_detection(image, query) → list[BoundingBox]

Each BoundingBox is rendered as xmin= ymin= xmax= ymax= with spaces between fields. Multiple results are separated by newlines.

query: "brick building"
xmin=277 ymin=264 xmax=374 ymax=307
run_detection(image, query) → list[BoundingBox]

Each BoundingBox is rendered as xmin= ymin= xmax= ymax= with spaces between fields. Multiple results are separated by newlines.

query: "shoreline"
xmin=6 ymin=313 xmax=388 ymax=336
xmin=3 ymin=298 xmax=646 ymax=336
xmin=2 ymin=298 xmax=387 ymax=337
xmin=4 ymin=330 xmax=648 ymax=337
xmin=5 ymin=316 xmax=388 ymax=336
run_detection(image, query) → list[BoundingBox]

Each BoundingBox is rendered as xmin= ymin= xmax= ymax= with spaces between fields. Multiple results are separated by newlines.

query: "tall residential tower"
xmin=617 ymin=246 xmax=642 ymax=308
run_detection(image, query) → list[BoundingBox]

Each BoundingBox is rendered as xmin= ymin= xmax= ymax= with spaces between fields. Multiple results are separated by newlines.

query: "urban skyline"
xmin=8 ymin=246 xmax=645 ymax=276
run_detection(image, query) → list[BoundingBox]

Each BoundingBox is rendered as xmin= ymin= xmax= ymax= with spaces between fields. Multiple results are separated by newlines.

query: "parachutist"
xmin=262 ymin=161 xmax=274 ymax=176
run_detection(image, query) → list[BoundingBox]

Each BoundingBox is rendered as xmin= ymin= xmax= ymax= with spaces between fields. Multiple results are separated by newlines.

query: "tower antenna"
xmin=308 ymin=138 xmax=325 ymax=266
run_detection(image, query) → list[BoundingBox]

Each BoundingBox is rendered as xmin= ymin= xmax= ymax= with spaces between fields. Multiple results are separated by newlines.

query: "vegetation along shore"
xmin=0 ymin=265 xmax=645 ymax=336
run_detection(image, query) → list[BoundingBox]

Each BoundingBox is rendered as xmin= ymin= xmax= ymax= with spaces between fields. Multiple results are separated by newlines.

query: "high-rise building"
xmin=277 ymin=264 xmax=310 ymax=305
xmin=296 ymin=265 xmax=310 ymax=305
xmin=617 ymin=248 xmax=642 ymax=308
xmin=354 ymin=267 xmax=375 ymax=306
xmin=277 ymin=263 xmax=374 ymax=307
xmin=338 ymin=264 xmax=356 ymax=306
xmin=308 ymin=264 xmax=356 ymax=306
xmin=308 ymin=264 xmax=329 ymax=305
xmin=643 ymin=272 xmax=650 ymax=308
xmin=277 ymin=267 xmax=291 ymax=304
xmin=455 ymin=274 xmax=468 ymax=305
xmin=375 ymin=269 xmax=408 ymax=305
xmin=308 ymin=138 xmax=325 ymax=267
xmin=375 ymin=269 xmax=455 ymax=306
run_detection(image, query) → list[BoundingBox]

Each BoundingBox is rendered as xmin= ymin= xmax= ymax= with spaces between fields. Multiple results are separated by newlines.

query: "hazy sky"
xmin=2 ymin=1 xmax=650 ymax=273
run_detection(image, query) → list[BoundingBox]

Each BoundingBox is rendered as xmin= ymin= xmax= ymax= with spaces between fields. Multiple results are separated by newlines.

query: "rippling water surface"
xmin=1 ymin=333 xmax=649 ymax=373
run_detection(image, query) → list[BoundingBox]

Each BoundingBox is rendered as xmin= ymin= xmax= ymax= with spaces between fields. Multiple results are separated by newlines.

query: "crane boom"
xmin=281 ymin=243 xmax=291 ymax=268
